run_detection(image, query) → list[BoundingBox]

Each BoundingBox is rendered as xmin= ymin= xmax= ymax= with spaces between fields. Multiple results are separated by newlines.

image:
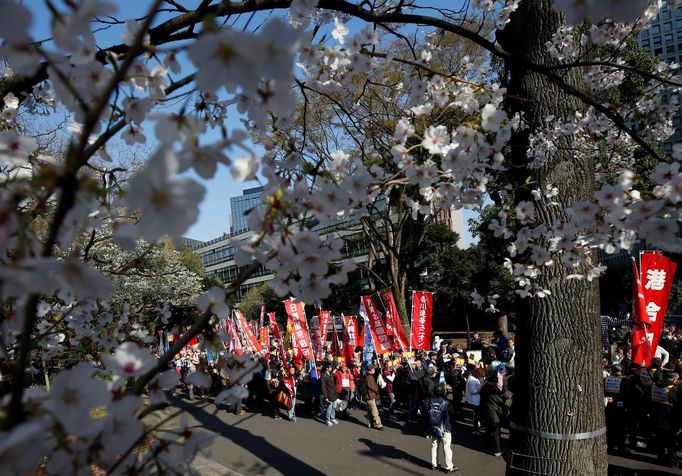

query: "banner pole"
xmin=409 ymin=290 xmax=414 ymax=352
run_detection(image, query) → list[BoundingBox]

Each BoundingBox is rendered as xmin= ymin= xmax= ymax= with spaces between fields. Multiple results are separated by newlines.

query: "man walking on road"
xmin=427 ymin=385 xmax=458 ymax=472
xmin=321 ymin=365 xmax=339 ymax=427
xmin=363 ymin=366 xmax=384 ymax=430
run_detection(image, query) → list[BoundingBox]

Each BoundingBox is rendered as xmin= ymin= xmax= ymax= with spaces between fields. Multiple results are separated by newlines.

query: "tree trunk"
xmin=498 ymin=1 xmax=607 ymax=475
xmin=497 ymin=314 xmax=508 ymax=335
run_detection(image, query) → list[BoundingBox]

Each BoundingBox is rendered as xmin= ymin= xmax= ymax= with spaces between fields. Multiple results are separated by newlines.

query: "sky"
xmin=23 ymin=0 xmax=477 ymax=245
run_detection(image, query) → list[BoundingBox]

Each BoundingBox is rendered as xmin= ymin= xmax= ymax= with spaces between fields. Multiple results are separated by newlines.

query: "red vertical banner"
xmin=226 ymin=319 xmax=243 ymax=354
xmin=311 ymin=316 xmax=321 ymax=360
xmin=331 ymin=317 xmax=342 ymax=359
xmin=268 ymin=312 xmax=281 ymax=341
xmin=319 ymin=310 xmax=331 ymax=348
xmin=341 ymin=316 xmax=355 ymax=364
xmin=632 ymin=252 xmax=677 ymax=366
xmin=362 ymin=295 xmax=393 ymax=354
xmin=343 ymin=316 xmax=358 ymax=347
xmin=260 ymin=305 xmax=266 ymax=330
xmin=235 ymin=309 xmax=263 ymax=354
xmin=284 ymin=299 xmax=315 ymax=361
xmin=410 ymin=291 xmax=434 ymax=351
xmin=259 ymin=326 xmax=270 ymax=352
xmin=631 ymin=258 xmax=650 ymax=366
xmin=379 ymin=288 xmax=409 ymax=351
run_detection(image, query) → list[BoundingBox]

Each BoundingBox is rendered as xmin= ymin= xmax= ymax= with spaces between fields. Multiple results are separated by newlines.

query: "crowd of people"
xmin=171 ymin=330 xmax=517 ymax=472
xmin=169 ymin=320 xmax=682 ymax=470
xmin=603 ymin=317 xmax=682 ymax=467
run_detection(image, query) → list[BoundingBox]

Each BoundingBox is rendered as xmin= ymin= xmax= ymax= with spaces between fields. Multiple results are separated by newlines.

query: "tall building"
xmin=637 ymin=4 xmax=682 ymax=148
xmin=229 ymin=186 xmax=266 ymax=234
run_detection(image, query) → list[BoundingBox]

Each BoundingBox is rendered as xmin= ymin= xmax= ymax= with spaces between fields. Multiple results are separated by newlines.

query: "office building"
xmin=230 ymin=186 xmax=266 ymax=234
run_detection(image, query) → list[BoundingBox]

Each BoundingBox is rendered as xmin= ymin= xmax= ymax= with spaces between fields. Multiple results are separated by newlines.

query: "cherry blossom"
xmin=102 ymin=341 xmax=156 ymax=377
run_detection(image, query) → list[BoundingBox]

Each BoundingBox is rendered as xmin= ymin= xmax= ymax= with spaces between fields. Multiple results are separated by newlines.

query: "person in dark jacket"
xmin=320 ymin=365 xmax=339 ymax=426
xmin=479 ymin=374 xmax=505 ymax=457
xmin=428 ymin=385 xmax=458 ymax=473
xmin=363 ymin=366 xmax=383 ymax=430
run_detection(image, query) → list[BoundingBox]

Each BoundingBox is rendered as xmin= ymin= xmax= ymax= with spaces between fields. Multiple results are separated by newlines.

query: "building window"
xmin=664 ymin=22 xmax=672 ymax=32
xmin=665 ymin=33 xmax=674 ymax=43
xmin=642 ymin=38 xmax=650 ymax=48
xmin=668 ymin=45 xmax=676 ymax=55
xmin=655 ymin=48 xmax=663 ymax=56
xmin=652 ymin=25 xmax=661 ymax=35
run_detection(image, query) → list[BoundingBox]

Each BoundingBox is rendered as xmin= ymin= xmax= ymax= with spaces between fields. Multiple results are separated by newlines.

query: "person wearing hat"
xmin=624 ymin=362 xmax=649 ymax=453
xmin=650 ymin=372 xmax=679 ymax=466
xmin=604 ymin=365 xmax=627 ymax=454
xmin=363 ymin=365 xmax=383 ymax=430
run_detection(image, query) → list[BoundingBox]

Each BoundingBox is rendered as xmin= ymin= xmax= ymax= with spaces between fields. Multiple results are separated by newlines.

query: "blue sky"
xmin=24 ymin=1 xmax=477 ymax=245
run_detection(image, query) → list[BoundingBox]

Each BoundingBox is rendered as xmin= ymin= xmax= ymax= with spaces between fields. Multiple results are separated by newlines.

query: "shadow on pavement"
xmin=173 ymin=397 xmax=326 ymax=476
xmin=608 ymin=464 xmax=679 ymax=476
xmin=357 ymin=437 xmax=431 ymax=476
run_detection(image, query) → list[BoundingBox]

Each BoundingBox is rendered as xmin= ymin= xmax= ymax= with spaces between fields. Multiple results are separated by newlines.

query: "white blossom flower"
xmin=422 ymin=125 xmax=449 ymax=154
xmin=0 ymin=131 xmax=38 ymax=167
xmin=102 ymin=341 xmax=156 ymax=377
xmin=189 ymin=28 xmax=263 ymax=94
xmin=197 ymin=286 xmax=230 ymax=319
xmin=99 ymin=396 xmax=144 ymax=455
xmin=332 ymin=17 xmax=349 ymax=44
xmin=47 ymin=363 xmax=110 ymax=436
xmin=231 ymin=154 xmax=260 ymax=181
xmin=0 ymin=418 xmax=54 ymax=475
xmin=125 ymin=148 xmax=205 ymax=242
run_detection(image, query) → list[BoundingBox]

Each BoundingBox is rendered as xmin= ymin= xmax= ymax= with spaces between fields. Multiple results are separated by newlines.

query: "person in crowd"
xmin=465 ymin=367 xmax=484 ymax=434
xmin=604 ymin=364 xmax=627 ymax=454
xmin=601 ymin=314 xmax=631 ymax=355
xmin=427 ymin=385 xmax=458 ymax=472
xmin=383 ymin=362 xmax=398 ymax=421
xmin=334 ymin=363 xmax=353 ymax=415
xmin=650 ymin=372 xmax=680 ymax=466
xmin=363 ymin=365 xmax=384 ymax=430
xmin=406 ymin=358 xmax=425 ymax=422
xmin=469 ymin=332 xmax=483 ymax=350
xmin=273 ymin=365 xmax=298 ymax=422
xmin=320 ymin=365 xmax=339 ymax=426
xmin=479 ymin=374 xmax=505 ymax=457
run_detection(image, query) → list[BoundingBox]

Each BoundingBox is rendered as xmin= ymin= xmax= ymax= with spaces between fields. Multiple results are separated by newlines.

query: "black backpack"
xmin=428 ymin=399 xmax=447 ymax=438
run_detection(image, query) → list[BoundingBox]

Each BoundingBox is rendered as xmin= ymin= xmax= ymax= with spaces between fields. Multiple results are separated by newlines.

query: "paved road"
xmin=167 ymin=396 xmax=682 ymax=476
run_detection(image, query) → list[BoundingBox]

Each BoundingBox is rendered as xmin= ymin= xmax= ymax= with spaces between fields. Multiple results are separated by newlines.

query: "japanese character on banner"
xmin=361 ymin=295 xmax=393 ymax=354
xmin=283 ymin=298 xmax=314 ymax=361
xmin=410 ymin=291 xmax=433 ymax=351
xmin=632 ymin=252 xmax=678 ymax=367
xmin=645 ymin=269 xmax=666 ymax=291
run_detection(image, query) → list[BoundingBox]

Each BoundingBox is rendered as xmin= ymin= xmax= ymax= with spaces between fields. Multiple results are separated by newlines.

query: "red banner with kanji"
xmin=379 ymin=288 xmax=409 ymax=351
xmin=362 ymin=295 xmax=393 ymax=354
xmin=319 ymin=310 xmax=331 ymax=347
xmin=341 ymin=316 xmax=356 ymax=364
xmin=632 ymin=252 xmax=677 ymax=366
xmin=284 ymin=299 xmax=315 ymax=361
xmin=226 ymin=319 xmax=242 ymax=354
xmin=259 ymin=326 xmax=270 ymax=352
xmin=235 ymin=309 xmax=263 ymax=354
xmin=410 ymin=291 xmax=433 ymax=350
xmin=268 ymin=312 xmax=281 ymax=341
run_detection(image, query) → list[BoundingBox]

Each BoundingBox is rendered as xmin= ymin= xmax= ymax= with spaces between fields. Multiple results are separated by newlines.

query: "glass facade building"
xmin=230 ymin=186 xmax=266 ymax=234
xmin=637 ymin=4 xmax=682 ymax=148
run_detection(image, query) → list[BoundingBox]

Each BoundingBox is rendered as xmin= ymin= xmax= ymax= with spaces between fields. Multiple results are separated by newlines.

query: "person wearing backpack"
xmin=427 ymin=385 xmax=458 ymax=472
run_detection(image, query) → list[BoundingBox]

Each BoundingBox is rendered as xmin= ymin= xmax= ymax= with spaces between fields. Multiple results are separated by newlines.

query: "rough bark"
xmin=498 ymin=1 xmax=607 ymax=475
